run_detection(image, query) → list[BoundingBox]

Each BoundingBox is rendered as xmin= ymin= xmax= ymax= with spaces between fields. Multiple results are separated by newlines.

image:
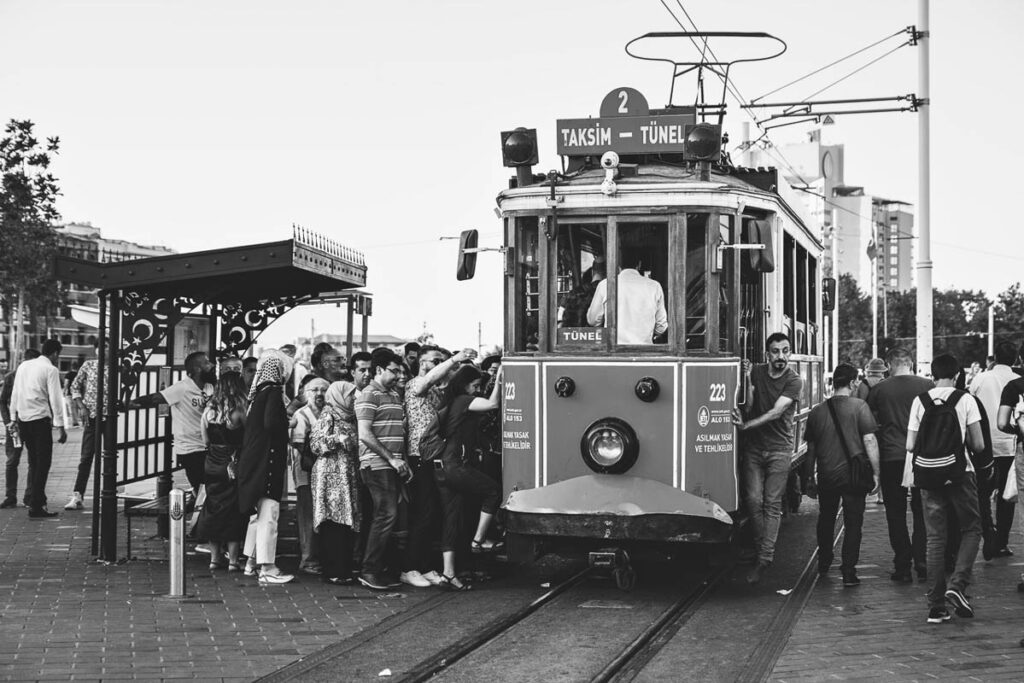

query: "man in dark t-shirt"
xmin=732 ymin=332 xmax=803 ymax=583
xmin=867 ymin=347 xmax=934 ymax=582
xmin=805 ymin=363 xmax=879 ymax=586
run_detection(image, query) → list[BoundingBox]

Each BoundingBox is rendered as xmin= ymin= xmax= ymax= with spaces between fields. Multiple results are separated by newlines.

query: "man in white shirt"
xmin=586 ymin=251 xmax=668 ymax=345
xmin=969 ymin=340 xmax=1019 ymax=559
xmin=10 ymin=340 xmax=67 ymax=518
xmin=906 ymin=354 xmax=985 ymax=624
xmin=130 ymin=351 xmax=215 ymax=495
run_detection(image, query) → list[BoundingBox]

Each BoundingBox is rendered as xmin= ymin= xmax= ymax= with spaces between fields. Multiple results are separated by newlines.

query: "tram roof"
xmin=548 ymin=164 xmax=782 ymax=192
xmin=54 ymin=230 xmax=367 ymax=300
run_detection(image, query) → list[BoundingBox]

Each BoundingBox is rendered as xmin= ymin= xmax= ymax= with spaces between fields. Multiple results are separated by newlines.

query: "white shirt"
xmin=10 ymin=356 xmax=65 ymax=427
xmin=969 ymin=364 xmax=1019 ymax=458
xmin=908 ymin=387 xmax=981 ymax=473
xmin=161 ymin=378 xmax=213 ymax=455
xmin=586 ymin=269 xmax=669 ymax=345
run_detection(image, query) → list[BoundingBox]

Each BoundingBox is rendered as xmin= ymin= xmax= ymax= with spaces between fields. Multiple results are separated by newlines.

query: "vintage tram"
xmin=462 ymin=35 xmax=828 ymax=573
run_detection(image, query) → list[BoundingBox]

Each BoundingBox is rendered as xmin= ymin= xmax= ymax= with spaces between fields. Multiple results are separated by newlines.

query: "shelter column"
xmin=101 ymin=291 xmax=121 ymax=562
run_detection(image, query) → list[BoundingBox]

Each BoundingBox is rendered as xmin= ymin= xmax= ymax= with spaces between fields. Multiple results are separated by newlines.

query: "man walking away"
xmin=64 ymin=342 xmax=108 ymax=510
xmin=10 ymin=340 xmax=68 ymax=518
xmin=868 ymin=347 xmax=934 ymax=582
xmin=732 ymin=332 xmax=803 ymax=584
xmin=975 ymin=341 xmax=1021 ymax=558
xmin=805 ymin=363 xmax=879 ymax=586
xmin=906 ymin=353 xmax=985 ymax=624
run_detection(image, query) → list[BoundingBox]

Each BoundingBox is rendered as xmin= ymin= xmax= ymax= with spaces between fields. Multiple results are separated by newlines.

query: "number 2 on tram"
xmin=464 ymin=88 xmax=828 ymax=562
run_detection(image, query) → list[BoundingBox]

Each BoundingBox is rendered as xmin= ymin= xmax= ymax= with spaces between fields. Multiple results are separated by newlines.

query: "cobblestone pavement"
xmin=771 ymin=493 xmax=1024 ymax=681
xmin=0 ymin=428 xmax=432 ymax=682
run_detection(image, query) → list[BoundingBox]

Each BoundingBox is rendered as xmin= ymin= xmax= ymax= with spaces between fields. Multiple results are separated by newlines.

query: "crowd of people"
xmin=735 ymin=335 xmax=1024 ymax=626
xmin=1 ymin=339 xmax=504 ymax=591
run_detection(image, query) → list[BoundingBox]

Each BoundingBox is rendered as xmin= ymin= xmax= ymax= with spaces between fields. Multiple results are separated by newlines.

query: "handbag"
xmin=826 ymin=399 xmax=875 ymax=495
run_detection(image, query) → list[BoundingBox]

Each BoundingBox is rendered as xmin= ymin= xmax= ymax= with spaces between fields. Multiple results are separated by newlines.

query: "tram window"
xmin=513 ymin=218 xmax=540 ymax=352
xmin=606 ymin=222 xmax=669 ymax=345
xmin=808 ymin=256 xmax=818 ymax=355
xmin=796 ymin=247 xmax=807 ymax=353
xmin=782 ymin=233 xmax=795 ymax=343
xmin=685 ymin=213 xmax=708 ymax=351
xmin=556 ymin=224 xmax=606 ymax=338
xmin=718 ymin=215 xmax=734 ymax=353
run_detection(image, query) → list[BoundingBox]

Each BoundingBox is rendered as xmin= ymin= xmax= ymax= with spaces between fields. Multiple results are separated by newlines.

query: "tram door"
xmin=739 ymin=216 xmax=771 ymax=365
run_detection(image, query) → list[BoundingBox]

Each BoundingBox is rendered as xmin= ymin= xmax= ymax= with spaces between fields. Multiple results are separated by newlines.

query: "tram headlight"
xmin=501 ymin=127 xmax=539 ymax=167
xmin=580 ymin=417 xmax=640 ymax=474
xmin=683 ymin=123 xmax=722 ymax=162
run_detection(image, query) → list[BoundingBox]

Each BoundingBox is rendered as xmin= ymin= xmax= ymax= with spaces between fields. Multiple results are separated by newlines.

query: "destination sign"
xmin=556 ymin=112 xmax=697 ymax=156
xmin=557 ymin=327 xmax=606 ymax=345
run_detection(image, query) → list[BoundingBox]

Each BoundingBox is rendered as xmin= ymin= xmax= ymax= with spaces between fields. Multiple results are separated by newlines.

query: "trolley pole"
xmin=167 ymin=488 xmax=186 ymax=597
xmin=915 ymin=0 xmax=933 ymax=376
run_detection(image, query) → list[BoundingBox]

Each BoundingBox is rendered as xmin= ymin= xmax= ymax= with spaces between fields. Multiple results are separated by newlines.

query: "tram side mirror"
xmin=822 ymin=277 xmax=837 ymax=312
xmin=457 ymin=229 xmax=479 ymax=281
xmin=742 ymin=218 xmax=775 ymax=273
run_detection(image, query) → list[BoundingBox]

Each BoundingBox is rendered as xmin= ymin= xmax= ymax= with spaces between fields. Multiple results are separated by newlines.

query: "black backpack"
xmin=912 ymin=390 xmax=967 ymax=490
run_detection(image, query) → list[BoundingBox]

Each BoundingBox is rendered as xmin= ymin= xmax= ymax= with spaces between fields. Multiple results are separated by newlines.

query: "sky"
xmin=2 ymin=0 xmax=1021 ymax=350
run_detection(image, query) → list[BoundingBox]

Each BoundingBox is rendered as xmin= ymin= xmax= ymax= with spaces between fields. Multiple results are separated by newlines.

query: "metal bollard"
xmin=168 ymin=488 xmax=186 ymax=597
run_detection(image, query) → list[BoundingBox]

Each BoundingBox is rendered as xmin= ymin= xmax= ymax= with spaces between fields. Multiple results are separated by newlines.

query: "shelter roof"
xmin=54 ymin=228 xmax=366 ymax=301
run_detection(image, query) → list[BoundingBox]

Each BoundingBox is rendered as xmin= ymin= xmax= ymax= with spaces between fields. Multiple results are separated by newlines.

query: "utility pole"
xmin=915 ymin=0 xmax=933 ymax=376
xmin=988 ymin=305 xmax=995 ymax=357
xmin=831 ymin=210 xmax=840 ymax=370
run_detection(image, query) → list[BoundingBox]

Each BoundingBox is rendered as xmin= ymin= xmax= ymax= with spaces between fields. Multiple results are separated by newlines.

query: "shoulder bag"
xmin=826 ymin=398 xmax=875 ymax=495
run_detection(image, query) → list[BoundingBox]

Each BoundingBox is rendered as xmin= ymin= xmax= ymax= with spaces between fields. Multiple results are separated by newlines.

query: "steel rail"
xmin=397 ymin=567 xmax=594 ymax=683
xmin=591 ymin=565 xmax=730 ymax=683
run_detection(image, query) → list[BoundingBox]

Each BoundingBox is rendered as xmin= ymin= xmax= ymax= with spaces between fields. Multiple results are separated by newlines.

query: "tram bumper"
xmin=504 ymin=474 xmax=734 ymax=544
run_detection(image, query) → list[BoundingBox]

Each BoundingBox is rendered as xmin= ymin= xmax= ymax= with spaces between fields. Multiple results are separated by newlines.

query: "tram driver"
xmin=585 ymin=248 xmax=668 ymax=345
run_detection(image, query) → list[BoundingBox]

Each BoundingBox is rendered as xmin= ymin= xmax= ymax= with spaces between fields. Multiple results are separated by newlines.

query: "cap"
xmin=865 ymin=358 xmax=888 ymax=374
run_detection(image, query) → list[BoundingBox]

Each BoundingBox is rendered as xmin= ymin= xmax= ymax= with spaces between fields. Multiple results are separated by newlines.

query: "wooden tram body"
xmin=489 ymin=77 xmax=825 ymax=561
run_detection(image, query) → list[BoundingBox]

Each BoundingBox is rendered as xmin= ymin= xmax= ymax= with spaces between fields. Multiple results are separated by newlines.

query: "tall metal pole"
xmin=831 ymin=210 xmax=840 ymax=368
xmin=101 ymin=291 xmax=121 ymax=562
xmin=871 ymin=223 xmax=879 ymax=359
xmin=915 ymin=0 xmax=933 ymax=376
xmin=91 ymin=293 xmax=107 ymax=556
xmin=988 ymin=306 xmax=995 ymax=357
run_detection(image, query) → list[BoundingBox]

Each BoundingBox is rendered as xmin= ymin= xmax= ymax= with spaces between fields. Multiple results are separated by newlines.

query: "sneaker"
xmin=890 ymin=571 xmax=914 ymax=583
xmin=400 ymin=570 xmax=432 ymax=588
xmin=258 ymin=567 xmax=295 ymax=585
xmin=299 ymin=564 xmax=323 ymax=576
xmin=945 ymin=588 xmax=974 ymax=618
xmin=842 ymin=571 xmax=860 ymax=587
xmin=63 ymin=492 xmax=84 ymax=510
xmin=420 ymin=570 xmax=445 ymax=586
xmin=927 ymin=607 xmax=951 ymax=624
xmin=243 ymin=560 xmax=257 ymax=577
xmin=358 ymin=573 xmax=396 ymax=591
xmin=324 ymin=576 xmax=353 ymax=586
xmin=994 ymin=547 xmax=1014 ymax=558
xmin=0 ymin=498 xmax=16 ymax=509
xmin=28 ymin=508 xmax=58 ymax=519
xmin=746 ymin=561 xmax=770 ymax=584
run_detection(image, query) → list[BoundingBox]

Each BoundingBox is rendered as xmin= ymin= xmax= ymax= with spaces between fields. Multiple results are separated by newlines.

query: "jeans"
xmin=404 ymin=458 xmax=440 ymax=572
xmin=817 ymin=488 xmax=866 ymax=572
xmin=4 ymin=431 xmax=24 ymax=503
xmin=880 ymin=460 xmax=926 ymax=575
xmin=742 ymin=448 xmax=791 ymax=563
xmin=360 ymin=467 xmax=399 ymax=576
xmin=243 ymin=498 xmax=281 ymax=565
xmin=73 ymin=417 xmax=103 ymax=496
xmin=178 ymin=450 xmax=208 ymax=492
xmin=921 ymin=473 xmax=982 ymax=609
xmin=978 ymin=456 xmax=1016 ymax=551
xmin=295 ymin=484 xmax=319 ymax=568
xmin=19 ymin=418 xmax=53 ymax=513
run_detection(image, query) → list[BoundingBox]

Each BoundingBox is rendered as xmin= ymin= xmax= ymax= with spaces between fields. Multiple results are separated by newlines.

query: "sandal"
xmin=471 ymin=539 xmax=504 ymax=554
xmin=439 ymin=574 xmax=471 ymax=591
xmin=227 ymin=561 xmax=241 ymax=572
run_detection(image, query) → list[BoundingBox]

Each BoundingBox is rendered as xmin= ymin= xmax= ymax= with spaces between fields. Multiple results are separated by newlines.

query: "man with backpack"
xmin=906 ymin=354 xmax=986 ymax=624
xmin=804 ymin=363 xmax=879 ymax=587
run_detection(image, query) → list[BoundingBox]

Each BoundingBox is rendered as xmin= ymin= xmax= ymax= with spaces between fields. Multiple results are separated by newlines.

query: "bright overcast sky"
xmin=2 ymin=0 xmax=1021 ymax=349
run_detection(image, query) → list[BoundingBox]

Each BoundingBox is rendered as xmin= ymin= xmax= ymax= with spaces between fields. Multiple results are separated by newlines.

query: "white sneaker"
xmin=400 ymin=570 xmax=432 ymax=588
xmin=420 ymin=570 xmax=445 ymax=586
xmin=63 ymin=492 xmax=83 ymax=510
xmin=243 ymin=561 xmax=257 ymax=577
xmin=258 ymin=567 xmax=294 ymax=584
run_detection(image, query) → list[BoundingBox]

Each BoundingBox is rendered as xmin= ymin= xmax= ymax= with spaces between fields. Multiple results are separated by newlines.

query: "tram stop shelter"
xmin=54 ymin=227 xmax=371 ymax=562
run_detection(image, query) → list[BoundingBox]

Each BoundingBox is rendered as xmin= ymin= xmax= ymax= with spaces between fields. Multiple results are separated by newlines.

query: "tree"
xmin=836 ymin=273 xmax=871 ymax=366
xmin=0 ymin=119 xmax=62 ymax=362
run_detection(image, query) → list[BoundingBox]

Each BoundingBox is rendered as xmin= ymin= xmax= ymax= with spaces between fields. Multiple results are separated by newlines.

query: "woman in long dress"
xmin=237 ymin=350 xmax=294 ymax=584
xmin=196 ymin=372 xmax=248 ymax=570
xmin=309 ymin=381 xmax=362 ymax=584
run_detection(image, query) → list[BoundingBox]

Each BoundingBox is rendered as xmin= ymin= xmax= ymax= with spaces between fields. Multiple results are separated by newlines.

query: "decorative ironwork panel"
xmin=217 ymin=294 xmax=314 ymax=359
xmin=118 ymin=292 xmax=203 ymax=404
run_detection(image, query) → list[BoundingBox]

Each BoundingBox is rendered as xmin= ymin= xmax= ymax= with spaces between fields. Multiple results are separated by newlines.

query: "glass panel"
xmin=555 ymin=223 xmax=607 ymax=346
xmin=718 ymin=215 xmax=734 ymax=353
xmin=796 ymin=244 xmax=808 ymax=354
xmin=514 ymin=218 xmax=540 ymax=351
xmin=614 ymin=221 xmax=669 ymax=345
xmin=685 ymin=213 xmax=708 ymax=351
xmin=782 ymin=233 xmax=795 ymax=342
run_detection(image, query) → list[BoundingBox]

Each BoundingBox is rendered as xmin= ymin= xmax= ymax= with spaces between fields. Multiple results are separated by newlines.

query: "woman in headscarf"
xmin=309 ymin=380 xmax=362 ymax=584
xmin=197 ymin=371 xmax=248 ymax=571
xmin=237 ymin=349 xmax=294 ymax=584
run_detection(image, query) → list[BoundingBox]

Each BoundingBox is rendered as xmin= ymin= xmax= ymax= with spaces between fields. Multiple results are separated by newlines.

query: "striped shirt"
xmin=355 ymin=380 xmax=405 ymax=470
